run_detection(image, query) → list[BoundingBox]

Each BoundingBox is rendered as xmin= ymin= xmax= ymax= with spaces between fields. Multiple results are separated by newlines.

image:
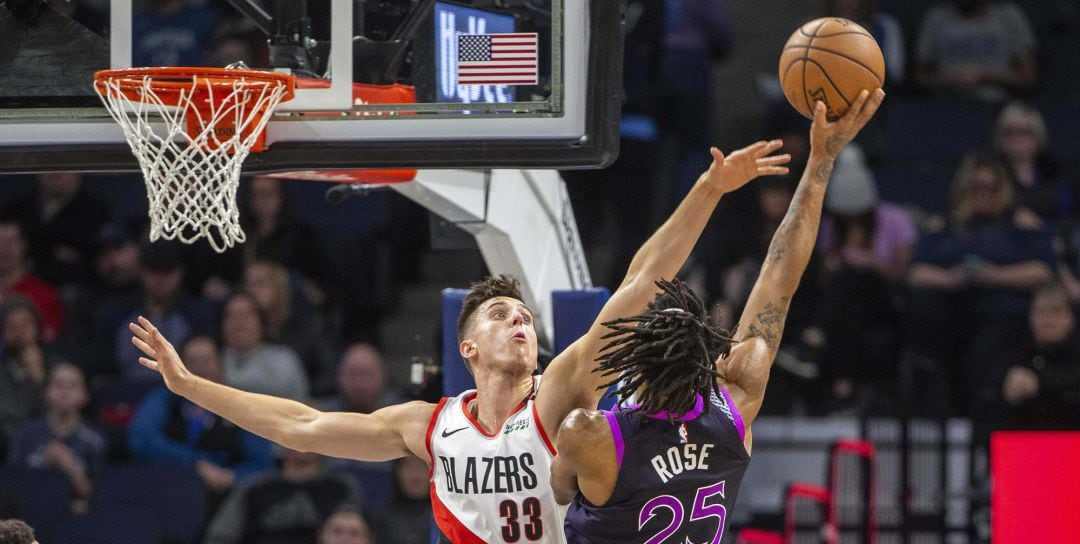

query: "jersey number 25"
xmin=639 ymin=481 xmax=728 ymax=544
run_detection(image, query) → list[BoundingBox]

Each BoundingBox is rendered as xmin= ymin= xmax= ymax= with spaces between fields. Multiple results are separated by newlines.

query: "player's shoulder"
xmin=558 ymin=408 xmax=610 ymax=454
xmin=377 ymin=399 xmax=443 ymax=423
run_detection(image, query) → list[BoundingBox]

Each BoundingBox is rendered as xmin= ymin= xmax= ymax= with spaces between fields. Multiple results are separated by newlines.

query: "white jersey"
xmin=427 ymin=376 xmax=566 ymax=543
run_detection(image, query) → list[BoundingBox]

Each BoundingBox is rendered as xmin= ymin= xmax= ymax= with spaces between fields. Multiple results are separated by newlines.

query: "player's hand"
xmin=703 ymin=140 xmax=791 ymax=194
xmin=129 ymin=316 xmax=192 ymax=393
xmin=810 ymin=88 xmax=885 ymax=161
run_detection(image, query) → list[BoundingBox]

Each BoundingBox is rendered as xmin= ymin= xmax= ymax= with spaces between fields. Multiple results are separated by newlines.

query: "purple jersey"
xmin=564 ymin=388 xmax=750 ymax=543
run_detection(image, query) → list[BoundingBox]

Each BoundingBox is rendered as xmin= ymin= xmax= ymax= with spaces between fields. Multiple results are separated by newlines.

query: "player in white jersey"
xmin=128 ymin=140 xmax=790 ymax=543
xmin=427 ymin=375 xmax=559 ymax=542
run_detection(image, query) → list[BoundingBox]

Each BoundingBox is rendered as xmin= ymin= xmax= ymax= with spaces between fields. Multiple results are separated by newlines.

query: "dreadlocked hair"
xmin=594 ymin=278 xmax=736 ymax=424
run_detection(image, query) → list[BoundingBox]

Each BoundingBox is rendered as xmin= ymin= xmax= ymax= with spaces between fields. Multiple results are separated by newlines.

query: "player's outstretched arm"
xmin=725 ymin=90 xmax=886 ymax=429
xmin=129 ymin=317 xmax=434 ymax=463
xmin=537 ymin=141 xmax=791 ymax=431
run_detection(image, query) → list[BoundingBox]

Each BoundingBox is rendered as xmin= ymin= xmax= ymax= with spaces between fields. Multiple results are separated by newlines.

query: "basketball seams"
xmin=784 ymin=45 xmax=884 ymax=85
xmin=803 ymin=57 xmax=854 ymax=109
xmin=801 ymin=30 xmax=873 ymax=38
xmin=801 ymin=19 xmax=831 ymax=118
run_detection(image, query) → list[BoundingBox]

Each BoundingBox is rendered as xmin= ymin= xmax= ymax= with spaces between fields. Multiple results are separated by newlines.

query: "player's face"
xmin=462 ymin=296 xmax=538 ymax=375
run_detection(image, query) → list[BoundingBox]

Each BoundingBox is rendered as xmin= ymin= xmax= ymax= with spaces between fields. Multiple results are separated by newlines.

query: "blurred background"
xmin=2 ymin=0 xmax=1079 ymax=542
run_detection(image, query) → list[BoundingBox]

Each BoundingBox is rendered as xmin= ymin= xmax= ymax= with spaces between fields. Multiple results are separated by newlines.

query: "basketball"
xmin=779 ymin=17 xmax=885 ymax=121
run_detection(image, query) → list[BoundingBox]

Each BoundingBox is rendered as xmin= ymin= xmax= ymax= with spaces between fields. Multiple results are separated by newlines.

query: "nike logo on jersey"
xmin=442 ymin=426 xmax=469 ymax=438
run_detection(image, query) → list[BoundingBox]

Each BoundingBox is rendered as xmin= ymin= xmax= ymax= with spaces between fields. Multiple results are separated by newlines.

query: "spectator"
xmin=62 ymin=223 xmax=143 ymax=354
xmin=128 ymin=336 xmax=272 ymax=505
xmin=826 ymin=0 xmax=906 ymax=86
xmin=914 ymin=0 xmax=1037 ymax=102
xmin=371 ymin=456 xmax=433 ymax=544
xmin=0 ymin=519 xmax=37 ymax=544
xmin=318 ymin=504 xmax=373 ymax=544
xmin=808 ymin=145 xmax=916 ymax=413
xmin=91 ymin=224 xmax=142 ymax=299
xmin=0 ymin=173 xmax=110 ymax=289
xmin=320 ymin=342 xmax=404 ymax=415
xmin=0 ymin=221 xmax=64 ymax=343
xmin=91 ymin=242 xmax=215 ymax=383
xmin=904 ymin=151 xmax=1054 ymax=415
xmin=561 ymin=0 xmax=665 ymax=288
xmin=220 ymin=292 xmax=309 ymax=400
xmin=204 ymin=447 xmax=361 ymax=544
xmin=992 ymin=284 xmax=1080 ymax=430
xmin=0 ymin=299 xmax=53 ymax=458
xmin=992 ymin=102 xmax=1075 ymax=228
xmin=7 ymin=363 xmax=105 ymax=503
xmin=245 ymin=261 xmax=334 ymax=395
xmin=658 ymin=0 xmax=735 ymax=210
xmin=242 ymin=177 xmax=327 ymax=298
xmin=132 ymin=0 xmax=220 ymax=67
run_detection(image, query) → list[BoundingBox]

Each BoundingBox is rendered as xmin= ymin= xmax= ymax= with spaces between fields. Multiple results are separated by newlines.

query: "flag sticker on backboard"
xmin=457 ymin=33 xmax=539 ymax=85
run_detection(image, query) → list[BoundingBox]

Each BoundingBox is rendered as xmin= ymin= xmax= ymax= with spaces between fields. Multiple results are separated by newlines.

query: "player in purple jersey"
xmin=552 ymin=90 xmax=885 ymax=543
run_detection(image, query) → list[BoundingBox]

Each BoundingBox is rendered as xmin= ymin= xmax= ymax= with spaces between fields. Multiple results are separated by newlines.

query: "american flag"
xmin=457 ymin=33 xmax=538 ymax=85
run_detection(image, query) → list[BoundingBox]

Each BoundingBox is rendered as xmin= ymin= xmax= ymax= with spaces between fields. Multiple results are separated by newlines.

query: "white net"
xmin=95 ymin=70 xmax=292 ymax=252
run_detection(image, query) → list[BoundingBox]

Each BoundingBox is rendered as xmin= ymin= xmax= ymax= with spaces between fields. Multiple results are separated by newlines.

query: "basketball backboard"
xmin=0 ymin=0 xmax=622 ymax=174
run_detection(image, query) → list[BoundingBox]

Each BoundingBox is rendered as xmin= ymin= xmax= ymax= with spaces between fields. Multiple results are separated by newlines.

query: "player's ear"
xmin=459 ymin=340 xmax=477 ymax=359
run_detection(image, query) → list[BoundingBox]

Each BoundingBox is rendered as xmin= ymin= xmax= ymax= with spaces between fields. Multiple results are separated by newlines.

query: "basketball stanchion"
xmin=94 ymin=67 xmax=296 ymax=252
xmin=784 ymin=483 xmax=830 ymax=544
xmin=828 ymin=438 xmax=877 ymax=544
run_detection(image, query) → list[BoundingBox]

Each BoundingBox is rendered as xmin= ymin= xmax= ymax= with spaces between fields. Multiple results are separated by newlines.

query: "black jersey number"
xmin=498 ymin=497 xmax=543 ymax=542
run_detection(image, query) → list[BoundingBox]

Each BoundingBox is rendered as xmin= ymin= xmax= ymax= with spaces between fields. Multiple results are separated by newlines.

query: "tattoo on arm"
xmin=813 ymin=161 xmax=834 ymax=185
xmin=746 ymin=298 xmax=791 ymax=349
xmin=825 ymin=135 xmax=846 ymax=158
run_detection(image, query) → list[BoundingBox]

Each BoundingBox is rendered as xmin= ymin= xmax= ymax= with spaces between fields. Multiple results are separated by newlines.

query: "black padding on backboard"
xmin=0 ymin=0 xmax=624 ymax=174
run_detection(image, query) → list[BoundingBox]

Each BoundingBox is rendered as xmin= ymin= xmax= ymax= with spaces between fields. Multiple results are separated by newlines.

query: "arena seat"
xmin=50 ymin=507 xmax=161 ymax=544
xmin=92 ymin=463 xmax=206 ymax=544
xmin=872 ymin=160 xmax=957 ymax=217
xmin=885 ymin=97 xmax=996 ymax=163
xmin=0 ymin=467 xmax=72 ymax=536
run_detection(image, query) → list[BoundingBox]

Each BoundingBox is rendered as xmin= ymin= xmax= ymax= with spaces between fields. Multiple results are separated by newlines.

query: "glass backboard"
xmin=0 ymin=0 xmax=622 ymax=173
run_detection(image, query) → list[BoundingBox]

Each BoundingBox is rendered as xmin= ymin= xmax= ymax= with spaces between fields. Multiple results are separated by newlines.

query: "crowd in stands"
xmin=0 ymin=167 xmax=424 ymax=541
xmin=2 ymin=0 xmax=1079 ymax=542
xmin=572 ymin=0 xmax=1080 ymax=444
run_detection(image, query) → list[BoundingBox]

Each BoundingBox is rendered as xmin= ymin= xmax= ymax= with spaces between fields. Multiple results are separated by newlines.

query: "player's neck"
xmin=470 ymin=373 xmax=534 ymax=434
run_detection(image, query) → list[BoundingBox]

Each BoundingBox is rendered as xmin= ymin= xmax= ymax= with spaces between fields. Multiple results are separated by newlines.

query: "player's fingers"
xmin=751 ymin=139 xmax=783 ymax=158
xmin=760 ymin=166 xmax=790 ymax=176
xmin=844 ymin=90 xmax=870 ymax=125
xmin=813 ymin=101 xmax=828 ymax=126
xmin=856 ymin=89 xmax=886 ymax=126
xmin=757 ymin=154 xmax=792 ymax=166
xmin=128 ymin=321 xmax=150 ymax=341
xmin=137 ymin=315 xmax=157 ymax=336
xmin=131 ymin=336 xmax=158 ymax=358
xmin=709 ymin=146 xmax=725 ymax=165
xmin=149 ymin=326 xmax=175 ymax=351
xmin=138 ymin=357 xmax=160 ymax=372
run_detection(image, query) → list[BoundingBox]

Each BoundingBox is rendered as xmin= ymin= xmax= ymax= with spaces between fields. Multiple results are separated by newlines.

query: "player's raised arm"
xmin=129 ymin=317 xmax=434 ymax=463
xmin=725 ymin=89 xmax=885 ymax=428
xmin=537 ymin=140 xmax=791 ymax=428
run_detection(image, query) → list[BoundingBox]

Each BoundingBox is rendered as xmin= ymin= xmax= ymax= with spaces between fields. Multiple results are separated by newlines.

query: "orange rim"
xmin=93 ymin=67 xmax=296 ymax=106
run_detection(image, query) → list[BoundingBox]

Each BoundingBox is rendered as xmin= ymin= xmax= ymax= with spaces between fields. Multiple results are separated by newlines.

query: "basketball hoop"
xmin=94 ymin=67 xmax=296 ymax=252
